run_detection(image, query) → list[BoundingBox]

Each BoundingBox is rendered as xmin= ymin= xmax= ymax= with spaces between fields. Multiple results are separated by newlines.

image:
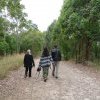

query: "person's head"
xmin=27 ymin=49 xmax=31 ymax=55
xmin=54 ymin=45 xmax=57 ymax=48
xmin=42 ymin=47 xmax=49 ymax=57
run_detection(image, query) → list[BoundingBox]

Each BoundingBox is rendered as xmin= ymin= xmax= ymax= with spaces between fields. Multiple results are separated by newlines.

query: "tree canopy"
xmin=46 ymin=0 xmax=100 ymax=63
xmin=0 ymin=0 xmax=44 ymax=56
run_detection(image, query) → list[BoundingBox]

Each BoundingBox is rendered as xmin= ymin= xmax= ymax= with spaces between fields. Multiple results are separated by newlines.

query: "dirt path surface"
xmin=0 ymin=59 xmax=100 ymax=100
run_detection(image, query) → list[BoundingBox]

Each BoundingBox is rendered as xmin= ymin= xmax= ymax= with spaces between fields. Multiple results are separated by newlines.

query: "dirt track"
xmin=0 ymin=60 xmax=100 ymax=100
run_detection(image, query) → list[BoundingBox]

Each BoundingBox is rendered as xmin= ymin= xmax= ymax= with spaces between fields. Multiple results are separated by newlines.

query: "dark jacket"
xmin=51 ymin=48 xmax=61 ymax=61
xmin=24 ymin=54 xmax=35 ymax=67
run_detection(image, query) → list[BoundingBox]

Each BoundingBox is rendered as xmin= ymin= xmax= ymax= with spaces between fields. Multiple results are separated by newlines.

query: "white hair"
xmin=27 ymin=49 xmax=31 ymax=55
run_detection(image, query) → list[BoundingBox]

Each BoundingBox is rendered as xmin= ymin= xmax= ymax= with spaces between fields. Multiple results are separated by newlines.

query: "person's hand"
xmin=24 ymin=64 xmax=26 ymax=67
xmin=33 ymin=65 xmax=35 ymax=67
xmin=37 ymin=67 xmax=41 ymax=72
xmin=52 ymin=63 xmax=55 ymax=66
xmin=32 ymin=64 xmax=35 ymax=67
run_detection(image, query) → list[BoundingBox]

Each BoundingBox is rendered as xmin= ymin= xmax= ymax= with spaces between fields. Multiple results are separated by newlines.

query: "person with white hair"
xmin=24 ymin=49 xmax=35 ymax=78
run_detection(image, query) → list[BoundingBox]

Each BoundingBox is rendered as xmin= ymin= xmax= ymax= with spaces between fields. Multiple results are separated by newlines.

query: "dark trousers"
xmin=25 ymin=67 xmax=32 ymax=77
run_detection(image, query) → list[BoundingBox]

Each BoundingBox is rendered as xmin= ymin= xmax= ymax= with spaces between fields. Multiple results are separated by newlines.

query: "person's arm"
xmin=49 ymin=55 xmax=53 ymax=62
xmin=58 ymin=50 xmax=62 ymax=61
xmin=38 ymin=57 xmax=42 ymax=67
xmin=49 ymin=55 xmax=54 ymax=67
xmin=23 ymin=55 xmax=26 ymax=67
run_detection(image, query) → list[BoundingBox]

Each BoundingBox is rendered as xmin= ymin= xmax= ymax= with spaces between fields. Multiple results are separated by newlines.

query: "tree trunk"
xmin=85 ymin=38 xmax=92 ymax=61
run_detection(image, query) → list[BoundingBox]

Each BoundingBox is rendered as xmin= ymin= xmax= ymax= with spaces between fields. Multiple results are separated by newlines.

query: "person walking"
xmin=51 ymin=45 xmax=61 ymax=78
xmin=24 ymin=49 xmax=35 ymax=78
xmin=38 ymin=47 xmax=53 ymax=82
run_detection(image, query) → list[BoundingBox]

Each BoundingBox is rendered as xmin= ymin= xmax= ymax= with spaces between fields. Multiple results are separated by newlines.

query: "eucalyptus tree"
xmin=20 ymin=29 xmax=45 ymax=56
xmin=0 ymin=0 xmax=40 ymax=55
xmin=46 ymin=0 xmax=100 ymax=63
xmin=60 ymin=0 xmax=100 ymax=62
xmin=7 ymin=0 xmax=25 ymax=52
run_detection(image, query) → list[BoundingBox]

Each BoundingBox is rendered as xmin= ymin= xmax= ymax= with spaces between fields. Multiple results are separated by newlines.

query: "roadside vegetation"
xmin=0 ymin=0 xmax=100 ymax=79
xmin=45 ymin=0 xmax=100 ymax=67
xmin=0 ymin=0 xmax=44 ymax=79
xmin=0 ymin=54 xmax=24 ymax=79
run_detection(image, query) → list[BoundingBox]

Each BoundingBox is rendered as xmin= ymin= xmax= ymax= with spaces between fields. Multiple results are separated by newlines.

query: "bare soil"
xmin=0 ymin=59 xmax=100 ymax=100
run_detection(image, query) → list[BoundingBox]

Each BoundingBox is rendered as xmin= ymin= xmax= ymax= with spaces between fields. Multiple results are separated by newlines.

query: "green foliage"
xmin=46 ymin=0 xmax=100 ymax=65
xmin=0 ymin=0 xmax=44 ymax=56
xmin=20 ymin=30 xmax=44 ymax=56
xmin=0 ymin=41 xmax=9 ymax=55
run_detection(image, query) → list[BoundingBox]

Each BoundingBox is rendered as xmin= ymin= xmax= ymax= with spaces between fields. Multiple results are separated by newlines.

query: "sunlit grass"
xmin=0 ymin=54 xmax=24 ymax=79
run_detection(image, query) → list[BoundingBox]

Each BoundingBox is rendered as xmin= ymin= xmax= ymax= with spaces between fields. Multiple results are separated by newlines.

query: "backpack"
xmin=52 ymin=49 xmax=61 ymax=61
xmin=56 ymin=50 xmax=61 ymax=61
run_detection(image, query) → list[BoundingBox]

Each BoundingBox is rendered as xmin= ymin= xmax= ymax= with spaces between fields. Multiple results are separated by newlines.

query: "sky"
xmin=21 ymin=0 xmax=63 ymax=32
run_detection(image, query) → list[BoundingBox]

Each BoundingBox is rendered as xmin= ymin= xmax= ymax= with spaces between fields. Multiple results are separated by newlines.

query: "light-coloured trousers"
xmin=52 ymin=61 xmax=59 ymax=77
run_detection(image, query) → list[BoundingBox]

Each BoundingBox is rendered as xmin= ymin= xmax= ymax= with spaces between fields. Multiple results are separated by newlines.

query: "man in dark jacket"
xmin=24 ymin=49 xmax=35 ymax=78
xmin=51 ymin=45 xmax=61 ymax=78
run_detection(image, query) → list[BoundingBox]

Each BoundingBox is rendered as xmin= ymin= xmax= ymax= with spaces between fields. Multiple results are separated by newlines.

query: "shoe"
xmin=44 ymin=78 xmax=47 ymax=82
xmin=52 ymin=73 xmax=55 ymax=77
xmin=55 ymin=76 xmax=58 ymax=79
xmin=24 ymin=75 xmax=27 ymax=78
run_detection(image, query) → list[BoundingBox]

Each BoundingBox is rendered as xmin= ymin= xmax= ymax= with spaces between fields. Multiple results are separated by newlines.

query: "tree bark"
xmin=85 ymin=38 xmax=92 ymax=61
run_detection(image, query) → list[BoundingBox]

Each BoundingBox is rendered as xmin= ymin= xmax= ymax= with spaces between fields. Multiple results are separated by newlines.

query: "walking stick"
xmin=35 ymin=71 xmax=40 ymax=79
xmin=35 ymin=67 xmax=41 ymax=79
xmin=37 ymin=71 xmax=40 ymax=78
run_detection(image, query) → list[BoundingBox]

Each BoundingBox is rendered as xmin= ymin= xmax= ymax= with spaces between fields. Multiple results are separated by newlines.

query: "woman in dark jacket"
xmin=24 ymin=49 xmax=35 ymax=78
xmin=38 ymin=47 xmax=53 ymax=82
